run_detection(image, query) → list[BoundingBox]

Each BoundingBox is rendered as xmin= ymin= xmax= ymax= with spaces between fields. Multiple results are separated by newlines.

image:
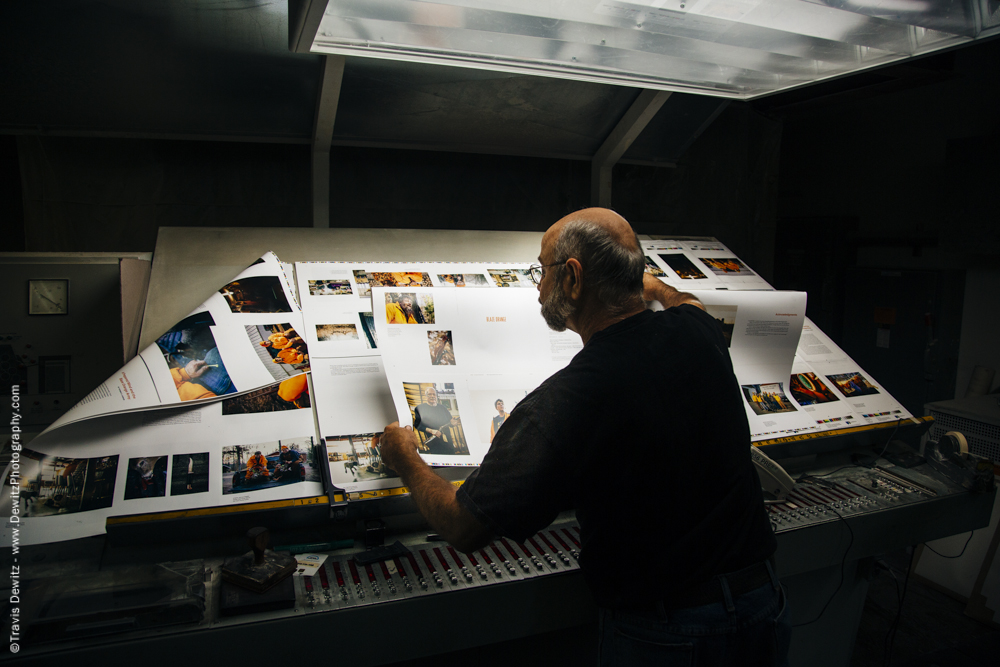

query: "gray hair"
xmin=551 ymin=218 xmax=645 ymax=314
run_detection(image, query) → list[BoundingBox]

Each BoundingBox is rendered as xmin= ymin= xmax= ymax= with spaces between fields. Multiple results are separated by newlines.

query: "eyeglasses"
xmin=528 ymin=261 xmax=565 ymax=285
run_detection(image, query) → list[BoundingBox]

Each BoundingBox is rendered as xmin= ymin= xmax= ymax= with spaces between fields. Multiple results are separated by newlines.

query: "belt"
xmin=628 ymin=559 xmax=776 ymax=613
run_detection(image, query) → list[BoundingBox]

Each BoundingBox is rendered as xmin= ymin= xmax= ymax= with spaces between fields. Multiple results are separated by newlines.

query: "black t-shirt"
xmin=457 ymin=306 xmax=776 ymax=608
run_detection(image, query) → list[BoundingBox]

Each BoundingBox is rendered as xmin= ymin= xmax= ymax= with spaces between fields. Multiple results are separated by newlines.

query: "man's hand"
xmin=381 ymin=422 xmax=421 ymax=472
xmin=643 ymin=272 xmax=704 ymax=310
xmin=379 ymin=421 xmax=493 ymax=553
xmin=184 ymin=360 xmax=209 ymax=378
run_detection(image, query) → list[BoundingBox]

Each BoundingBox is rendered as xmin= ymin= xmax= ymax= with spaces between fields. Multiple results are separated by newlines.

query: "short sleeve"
xmin=456 ymin=402 xmax=569 ymax=543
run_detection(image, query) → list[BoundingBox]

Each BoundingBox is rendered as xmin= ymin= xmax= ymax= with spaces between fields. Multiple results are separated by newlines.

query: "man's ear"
xmin=564 ymin=258 xmax=584 ymax=301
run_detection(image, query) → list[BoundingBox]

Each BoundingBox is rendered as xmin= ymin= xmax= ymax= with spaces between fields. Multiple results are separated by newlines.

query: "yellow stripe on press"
xmin=753 ymin=416 xmax=931 ymax=448
xmin=347 ymin=479 xmax=464 ymax=501
xmin=106 ymin=494 xmax=338 ymax=525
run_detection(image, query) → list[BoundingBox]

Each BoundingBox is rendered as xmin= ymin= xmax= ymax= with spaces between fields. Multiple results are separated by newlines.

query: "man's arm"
xmin=380 ymin=422 xmax=493 ymax=552
xmin=643 ymin=272 xmax=704 ymax=310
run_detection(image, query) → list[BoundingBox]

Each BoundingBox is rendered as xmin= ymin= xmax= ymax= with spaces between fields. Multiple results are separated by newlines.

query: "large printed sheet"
xmin=373 ymin=286 xmax=583 ymax=467
xmin=3 ymin=241 xmax=913 ymax=546
xmin=5 ymin=253 xmax=315 ymax=546
xmin=694 ymin=291 xmax=811 ymax=440
xmin=301 ymin=261 xmax=553 ymax=493
xmin=2 ymin=377 xmax=323 ymax=546
xmin=42 ymin=252 xmax=307 ymax=433
xmin=642 ymin=239 xmax=773 ymax=291
xmin=295 ymin=261 xmax=537 ymax=360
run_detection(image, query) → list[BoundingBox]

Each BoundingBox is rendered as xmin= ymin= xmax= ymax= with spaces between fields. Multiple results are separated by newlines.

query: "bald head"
xmin=542 ymin=207 xmax=645 ymax=319
xmin=547 ymin=208 xmax=640 ymax=254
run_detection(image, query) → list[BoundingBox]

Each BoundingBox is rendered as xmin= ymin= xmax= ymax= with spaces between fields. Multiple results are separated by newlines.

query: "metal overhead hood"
xmin=290 ymin=0 xmax=999 ymax=99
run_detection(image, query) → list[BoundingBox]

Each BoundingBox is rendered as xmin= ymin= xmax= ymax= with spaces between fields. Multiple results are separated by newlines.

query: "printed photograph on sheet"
xmin=246 ymin=323 xmax=310 ymax=376
xmin=437 ymin=273 xmax=490 ymax=287
xmin=359 ymin=311 xmax=378 ymax=348
xmin=219 ymin=275 xmax=292 ymax=313
xmin=826 ymin=372 xmax=880 ymax=397
xmin=316 ymin=323 xmax=360 ymax=342
xmin=643 ymin=256 xmax=666 ymax=277
xmin=353 ymin=270 xmax=372 ymax=298
xmin=170 ymin=453 xmax=210 ymax=495
xmin=156 ymin=311 xmax=237 ymax=400
xmin=789 ymin=373 xmax=840 ymax=405
xmin=15 ymin=451 xmax=119 ymax=517
xmin=326 ymin=433 xmax=393 ymax=484
xmin=659 ymin=254 xmax=707 ymax=280
xmin=427 ymin=330 xmax=456 ymax=365
xmin=222 ymin=437 xmax=318 ymax=495
xmin=742 ymin=383 xmax=798 ymax=415
xmin=123 ymin=456 xmax=168 ymax=500
xmin=385 ymin=292 xmax=435 ymax=325
xmin=487 ymin=268 xmax=533 ymax=287
xmin=308 ymin=279 xmax=353 ymax=296
xmin=221 ymin=376 xmax=310 ymax=415
xmin=698 ymin=257 xmax=754 ymax=275
xmin=369 ymin=272 xmax=433 ymax=288
xmin=403 ymin=382 xmax=469 ymax=455
xmin=469 ymin=389 xmax=528 ymax=443
xmin=703 ymin=304 xmax=737 ymax=347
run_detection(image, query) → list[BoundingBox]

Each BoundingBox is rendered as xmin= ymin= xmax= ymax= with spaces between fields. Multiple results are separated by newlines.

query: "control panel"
xmin=295 ymin=526 xmax=581 ymax=613
xmin=768 ymin=464 xmax=951 ymax=533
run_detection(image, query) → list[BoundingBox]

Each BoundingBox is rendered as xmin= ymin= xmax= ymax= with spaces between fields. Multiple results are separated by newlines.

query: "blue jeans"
xmin=598 ymin=575 xmax=791 ymax=666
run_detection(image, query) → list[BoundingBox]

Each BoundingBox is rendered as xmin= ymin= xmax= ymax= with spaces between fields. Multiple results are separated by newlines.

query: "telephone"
xmin=751 ymin=447 xmax=795 ymax=501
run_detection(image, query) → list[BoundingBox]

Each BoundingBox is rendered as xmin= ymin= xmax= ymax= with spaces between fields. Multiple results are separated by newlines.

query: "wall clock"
xmin=28 ymin=279 xmax=70 ymax=315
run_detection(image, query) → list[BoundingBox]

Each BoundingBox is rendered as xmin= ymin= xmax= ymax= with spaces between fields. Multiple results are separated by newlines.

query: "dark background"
xmin=1 ymin=1 xmax=997 ymax=418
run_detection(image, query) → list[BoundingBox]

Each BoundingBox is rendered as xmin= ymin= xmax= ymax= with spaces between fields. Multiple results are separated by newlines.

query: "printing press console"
xmin=4 ymin=417 xmax=994 ymax=667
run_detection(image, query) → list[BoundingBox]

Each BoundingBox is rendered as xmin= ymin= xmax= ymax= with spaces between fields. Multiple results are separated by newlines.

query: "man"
xmin=275 ymin=446 xmax=305 ymax=482
xmin=386 ymin=294 xmax=422 ymax=324
xmin=488 ymin=399 xmax=508 ymax=442
xmin=246 ymin=450 xmax=269 ymax=479
xmin=381 ymin=208 xmax=789 ymax=666
xmin=412 ymin=386 xmax=458 ymax=455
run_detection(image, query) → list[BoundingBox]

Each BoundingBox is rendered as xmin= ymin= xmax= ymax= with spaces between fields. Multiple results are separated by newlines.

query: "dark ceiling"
xmin=1 ymin=1 xmax=993 ymax=166
xmin=0 ymin=0 xmax=733 ymax=166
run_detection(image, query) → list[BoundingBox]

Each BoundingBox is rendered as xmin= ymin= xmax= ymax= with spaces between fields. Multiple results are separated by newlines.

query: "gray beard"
xmin=540 ymin=278 xmax=574 ymax=332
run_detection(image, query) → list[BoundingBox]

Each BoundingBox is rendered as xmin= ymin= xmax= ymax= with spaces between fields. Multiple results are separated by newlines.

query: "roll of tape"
xmin=944 ymin=431 xmax=969 ymax=456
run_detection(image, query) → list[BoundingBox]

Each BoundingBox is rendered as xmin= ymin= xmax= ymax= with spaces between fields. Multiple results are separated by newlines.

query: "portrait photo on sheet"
xmin=219 ymin=275 xmax=292 ymax=313
xmin=403 ymin=382 xmax=468 ymax=456
xmin=469 ymin=389 xmax=529 ymax=443
xmin=171 ymin=453 xmax=210 ymax=495
xmin=385 ymin=292 xmax=435 ymax=325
